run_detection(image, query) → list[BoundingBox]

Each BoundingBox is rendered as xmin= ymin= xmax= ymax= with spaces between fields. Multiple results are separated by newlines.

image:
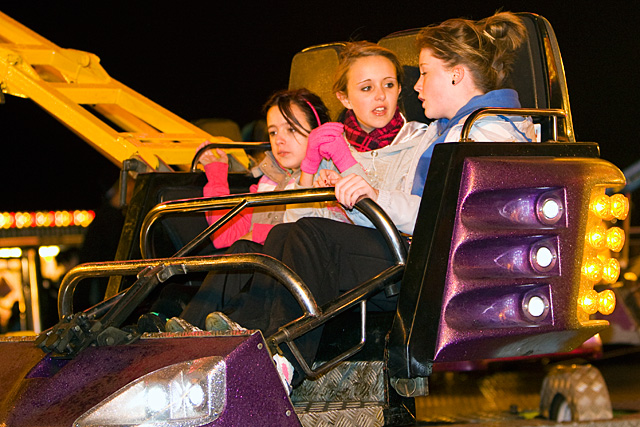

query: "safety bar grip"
xmin=459 ymin=107 xmax=566 ymax=142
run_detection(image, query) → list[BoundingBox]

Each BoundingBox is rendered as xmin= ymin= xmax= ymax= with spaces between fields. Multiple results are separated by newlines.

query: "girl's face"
xmin=337 ymin=55 xmax=400 ymax=132
xmin=414 ymin=48 xmax=457 ymax=120
xmin=266 ymin=104 xmax=311 ymax=171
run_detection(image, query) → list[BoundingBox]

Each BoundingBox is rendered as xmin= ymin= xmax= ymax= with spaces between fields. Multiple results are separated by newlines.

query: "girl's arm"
xmin=202 ymin=161 xmax=256 ymax=249
xmin=327 ymin=171 xmax=420 ymax=235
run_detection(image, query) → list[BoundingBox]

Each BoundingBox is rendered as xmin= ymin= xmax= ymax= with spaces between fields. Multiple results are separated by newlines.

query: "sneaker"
xmin=165 ymin=317 xmax=202 ymax=333
xmin=205 ymin=312 xmax=247 ymax=332
xmin=137 ymin=312 xmax=168 ymax=333
xmin=273 ymin=353 xmax=294 ymax=395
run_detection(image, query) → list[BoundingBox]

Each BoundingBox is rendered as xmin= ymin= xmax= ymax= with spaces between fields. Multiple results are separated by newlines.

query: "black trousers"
xmin=180 ymin=239 xmax=264 ymax=329
xmin=179 ymin=217 xmax=400 ymax=383
xmin=224 ymin=218 xmax=400 ymax=381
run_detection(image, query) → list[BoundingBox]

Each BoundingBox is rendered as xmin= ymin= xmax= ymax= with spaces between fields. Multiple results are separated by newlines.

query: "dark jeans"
xmin=180 ymin=239 xmax=264 ymax=329
xmin=223 ymin=218 xmax=400 ymax=382
xmin=179 ymin=217 xmax=400 ymax=384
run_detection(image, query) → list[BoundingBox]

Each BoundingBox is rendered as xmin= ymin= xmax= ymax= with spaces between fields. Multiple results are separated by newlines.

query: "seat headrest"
xmin=287 ymin=13 xmax=573 ymax=140
xmin=288 ymin=43 xmax=345 ymax=121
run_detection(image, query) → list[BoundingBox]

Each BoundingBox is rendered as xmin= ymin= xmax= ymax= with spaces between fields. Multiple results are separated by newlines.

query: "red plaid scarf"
xmin=343 ymin=107 xmax=404 ymax=152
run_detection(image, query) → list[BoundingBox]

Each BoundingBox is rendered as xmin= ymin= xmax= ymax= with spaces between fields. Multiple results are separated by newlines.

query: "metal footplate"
xmin=292 ymin=361 xmax=388 ymax=427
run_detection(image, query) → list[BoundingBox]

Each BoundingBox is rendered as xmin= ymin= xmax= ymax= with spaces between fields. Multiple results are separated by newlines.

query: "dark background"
xmin=1 ymin=2 xmax=638 ymax=212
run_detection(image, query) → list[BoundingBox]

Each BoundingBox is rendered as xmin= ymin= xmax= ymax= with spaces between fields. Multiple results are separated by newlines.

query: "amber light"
xmin=590 ymin=195 xmax=613 ymax=220
xmin=605 ymin=227 xmax=625 ymax=252
xmin=586 ymin=223 xmax=606 ymax=249
xmin=0 ymin=212 xmax=14 ymax=229
xmin=0 ymin=210 xmax=94 ymax=228
xmin=582 ymin=257 xmax=603 ymax=282
xmin=579 ymin=289 xmax=598 ymax=314
xmin=597 ymin=290 xmax=616 ymax=315
xmin=609 ymin=194 xmax=629 ymax=220
xmin=601 ymin=258 xmax=621 ymax=284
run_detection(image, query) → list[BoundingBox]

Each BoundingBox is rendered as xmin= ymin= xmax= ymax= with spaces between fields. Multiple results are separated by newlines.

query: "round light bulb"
xmin=605 ymin=227 xmax=625 ymax=252
xmin=582 ymin=257 xmax=603 ymax=282
xmin=526 ymin=295 xmax=546 ymax=317
xmin=188 ymin=384 xmax=205 ymax=407
xmin=535 ymin=246 xmax=554 ymax=269
xmin=587 ymin=223 xmax=606 ymax=249
xmin=590 ymin=195 xmax=613 ymax=220
xmin=541 ymin=198 xmax=560 ymax=220
xmin=597 ymin=289 xmax=616 ymax=315
xmin=601 ymin=258 xmax=620 ymax=284
xmin=579 ymin=289 xmax=598 ymax=314
xmin=609 ymin=194 xmax=629 ymax=220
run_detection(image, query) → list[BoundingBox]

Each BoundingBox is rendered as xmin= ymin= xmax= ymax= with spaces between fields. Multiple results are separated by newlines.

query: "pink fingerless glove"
xmin=300 ymin=122 xmax=357 ymax=174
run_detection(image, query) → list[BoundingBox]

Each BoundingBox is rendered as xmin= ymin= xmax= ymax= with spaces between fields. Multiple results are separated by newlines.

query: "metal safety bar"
xmin=460 ymin=107 xmax=567 ymax=142
xmin=58 ymin=254 xmax=320 ymax=320
xmin=191 ymin=142 xmax=270 ymax=172
xmin=140 ymin=188 xmax=407 ymax=264
xmin=270 ymin=263 xmax=406 ymax=378
xmin=140 ymin=188 xmax=338 ymax=258
xmin=138 ymin=191 xmax=408 ymax=376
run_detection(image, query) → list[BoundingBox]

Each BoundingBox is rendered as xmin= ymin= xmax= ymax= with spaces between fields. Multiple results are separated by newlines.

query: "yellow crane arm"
xmin=0 ymin=11 xmax=249 ymax=171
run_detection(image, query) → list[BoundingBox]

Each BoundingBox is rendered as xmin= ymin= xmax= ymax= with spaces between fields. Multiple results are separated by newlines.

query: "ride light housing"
xmin=74 ymin=356 xmax=226 ymax=427
xmin=578 ymin=189 xmax=629 ymax=319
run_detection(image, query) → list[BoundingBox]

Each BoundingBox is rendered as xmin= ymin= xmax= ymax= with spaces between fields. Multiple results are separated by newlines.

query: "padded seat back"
xmin=289 ymin=43 xmax=345 ymax=121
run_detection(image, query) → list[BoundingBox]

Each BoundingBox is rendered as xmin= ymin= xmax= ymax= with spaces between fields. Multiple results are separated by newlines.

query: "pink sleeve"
xmin=203 ymin=162 xmax=230 ymax=198
xmin=251 ymin=223 xmax=274 ymax=245
xmin=203 ymin=163 xmax=256 ymax=249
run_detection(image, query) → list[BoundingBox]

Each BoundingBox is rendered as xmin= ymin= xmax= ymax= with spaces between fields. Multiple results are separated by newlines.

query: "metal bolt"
xmin=285 ymin=410 xmax=291 ymax=417
xmin=257 ymin=343 xmax=263 ymax=350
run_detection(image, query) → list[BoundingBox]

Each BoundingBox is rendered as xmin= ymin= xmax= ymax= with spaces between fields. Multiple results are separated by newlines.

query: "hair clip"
xmin=482 ymin=30 xmax=496 ymax=43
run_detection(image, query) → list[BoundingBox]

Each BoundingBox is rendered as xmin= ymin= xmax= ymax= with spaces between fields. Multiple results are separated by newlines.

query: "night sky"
xmin=1 ymin=2 xmax=638 ymax=212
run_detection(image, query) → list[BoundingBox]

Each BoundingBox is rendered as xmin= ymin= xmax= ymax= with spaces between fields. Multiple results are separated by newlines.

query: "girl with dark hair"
xmin=168 ymin=89 xmax=342 ymax=330
xmin=198 ymin=88 xmax=339 ymax=249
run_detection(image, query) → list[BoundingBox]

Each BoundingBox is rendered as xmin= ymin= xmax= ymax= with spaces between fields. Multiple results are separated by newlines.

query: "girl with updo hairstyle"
xmin=415 ymin=12 xmax=526 ymax=93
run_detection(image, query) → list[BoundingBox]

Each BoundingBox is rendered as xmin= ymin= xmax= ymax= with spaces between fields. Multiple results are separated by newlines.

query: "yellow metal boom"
xmin=0 ymin=11 xmax=248 ymax=171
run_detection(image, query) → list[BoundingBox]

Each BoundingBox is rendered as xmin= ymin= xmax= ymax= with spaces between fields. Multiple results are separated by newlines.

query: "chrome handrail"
xmin=191 ymin=142 xmax=270 ymax=172
xmin=459 ymin=107 xmax=567 ymax=142
xmin=140 ymin=188 xmax=337 ymax=259
xmin=140 ymin=188 xmax=407 ymax=265
xmin=136 ymin=188 xmax=408 ymax=376
xmin=58 ymin=254 xmax=319 ymax=319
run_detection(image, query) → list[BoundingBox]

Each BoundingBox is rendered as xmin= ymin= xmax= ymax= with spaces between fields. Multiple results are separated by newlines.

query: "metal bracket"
xmin=390 ymin=376 xmax=429 ymax=398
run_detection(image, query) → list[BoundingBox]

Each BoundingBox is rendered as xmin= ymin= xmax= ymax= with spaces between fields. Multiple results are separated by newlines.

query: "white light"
xmin=0 ymin=247 xmax=22 ymax=258
xmin=147 ymin=386 xmax=168 ymax=412
xmin=535 ymin=246 xmax=554 ymax=268
xmin=541 ymin=198 xmax=560 ymax=220
xmin=74 ymin=356 xmax=226 ymax=427
xmin=188 ymin=384 xmax=205 ymax=407
xmin=527 ymin=296 xmax=546 ymax=317
xmin=38 ymin=245 xmax=60 ymax=258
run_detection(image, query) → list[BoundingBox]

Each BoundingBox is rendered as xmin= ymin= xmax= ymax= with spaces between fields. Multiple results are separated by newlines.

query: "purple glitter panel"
xmin=0 ymin=332 xmax=300 ymax=426
xmin=432 ymin=156 xmax=625 ymax=362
